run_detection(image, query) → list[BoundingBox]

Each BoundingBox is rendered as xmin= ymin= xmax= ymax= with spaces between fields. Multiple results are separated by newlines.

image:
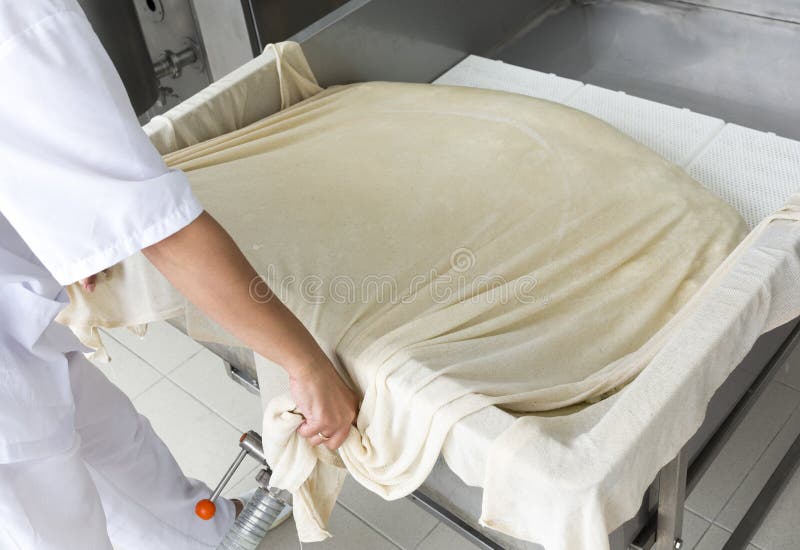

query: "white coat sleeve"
xmin=0 ymin=5 xmax=203 ymax=286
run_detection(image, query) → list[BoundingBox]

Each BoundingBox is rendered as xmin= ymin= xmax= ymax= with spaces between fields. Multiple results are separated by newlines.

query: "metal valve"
xmin=153 ymin=39 xmax=200 ymax=80
xmin=195 ymin=431 xmax=270 ymax=520
xmin=197 ymin=431 xmax=291 ymax=550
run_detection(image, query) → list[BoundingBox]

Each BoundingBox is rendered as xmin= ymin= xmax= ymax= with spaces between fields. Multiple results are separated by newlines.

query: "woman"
xmin=0 ymin=0 xmax=357 ymax=548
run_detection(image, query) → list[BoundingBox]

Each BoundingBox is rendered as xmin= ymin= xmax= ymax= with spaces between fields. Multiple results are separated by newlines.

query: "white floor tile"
xmin=336 ymin=477 xmax=438 ymax=549
xmin=256 ymin=504 xmax=398 ymax=550
xmin=693 ymin=524 xmax=743 ymax=550
xmin=133 ymin=378 xmax=259 ymax=489
xmin=751 ymin=447 xmax=800 ymax=550
xmin=223 ymin=466 xmax=261 ymax=500
xmin=716 ymin=405 xmax=800 ymax=531
xmin=692 ymin=524 xmax=761 ymax=550
xmin=93 ymin=330 xmax=162 ymax=400
xmin=682 ymin=509 xmax=711 ymax=550
xmin=686 ymin=381 xmax=800 ymax=521
xmin=106 ymin=321 xmax=204 ymax=374
xmin=169 ymin=348 xmax=263 ymax=433
xmin=415 ymin=523 xmax=482 ymax=550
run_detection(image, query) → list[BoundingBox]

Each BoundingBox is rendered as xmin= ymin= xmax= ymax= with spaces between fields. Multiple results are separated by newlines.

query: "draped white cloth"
xmin=57 ymin=43 xmax=800 ymax=548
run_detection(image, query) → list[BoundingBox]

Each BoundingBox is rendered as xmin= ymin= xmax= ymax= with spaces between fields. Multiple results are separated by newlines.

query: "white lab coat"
xmin=0 ymin=0 xmax=202 ymax=461
xmin=0 ymin=0 xmax=233 ymax=547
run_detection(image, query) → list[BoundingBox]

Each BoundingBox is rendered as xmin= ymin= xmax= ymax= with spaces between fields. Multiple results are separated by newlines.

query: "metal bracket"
xmin=409 ymin=491 xmax=504 ymax=550
xmin=223 ymin=360 xmax=261 ymax=395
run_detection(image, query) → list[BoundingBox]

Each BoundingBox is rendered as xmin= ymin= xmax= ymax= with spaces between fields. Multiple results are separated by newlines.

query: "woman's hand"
xmin=79 ymin=274 xmax=98 ymax=292
xmin=79 ymin=269 xmax=109 ymax=292
xmin=290 ymin=361 xmax=358 ymax=450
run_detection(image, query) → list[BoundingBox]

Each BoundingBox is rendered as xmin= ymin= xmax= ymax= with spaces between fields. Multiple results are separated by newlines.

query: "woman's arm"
xmin=142 ymin=211 xmax=357 ymax=450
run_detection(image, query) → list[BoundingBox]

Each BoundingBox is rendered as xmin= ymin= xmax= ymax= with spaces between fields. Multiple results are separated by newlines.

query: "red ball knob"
xmin=195 ymin=499 xmax=216 ymax=520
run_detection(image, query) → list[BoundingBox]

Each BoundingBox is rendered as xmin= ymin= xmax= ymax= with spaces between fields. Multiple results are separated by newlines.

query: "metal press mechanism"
xmin=196 ymin=431 xmax=291 ymax=550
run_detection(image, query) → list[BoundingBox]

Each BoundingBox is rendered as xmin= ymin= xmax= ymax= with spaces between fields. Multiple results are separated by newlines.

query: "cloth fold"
xmin=480 ymin=207 xmax=800 ymax=549
xmin=262 ymin=395 xmax=348 ymax=542
xmin=54 ymin=42 xmax=800 ymax=550
xmin=146 ymin=42 xmax=321 ymax=156
xmin=147 ymin=79 xmax=743 ymax=544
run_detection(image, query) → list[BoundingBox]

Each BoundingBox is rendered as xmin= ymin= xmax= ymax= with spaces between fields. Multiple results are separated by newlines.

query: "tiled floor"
xmin=683 ymin=348 xmax=800 ymax=550
xmin=96 ymin=321 xmax=800 ymax=550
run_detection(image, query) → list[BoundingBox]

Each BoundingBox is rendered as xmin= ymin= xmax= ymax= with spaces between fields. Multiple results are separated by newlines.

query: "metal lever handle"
xmin=195 ymin=431 xmax=268 ymax=520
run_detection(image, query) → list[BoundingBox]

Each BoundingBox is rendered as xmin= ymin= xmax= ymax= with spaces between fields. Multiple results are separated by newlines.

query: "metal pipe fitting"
xmin=153 ymin=42 xmax=199 ymax=80
xmin=217 ymin=480 xmax=291 ymax=550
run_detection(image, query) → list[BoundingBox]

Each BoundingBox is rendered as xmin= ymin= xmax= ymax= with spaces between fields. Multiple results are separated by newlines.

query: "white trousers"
xmin=0 ymin=351 xmax=235 ymax=549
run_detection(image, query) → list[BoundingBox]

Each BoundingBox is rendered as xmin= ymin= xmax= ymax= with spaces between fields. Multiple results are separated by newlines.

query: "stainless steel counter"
xmin=494 ymin=0 xmax=800 ymax=140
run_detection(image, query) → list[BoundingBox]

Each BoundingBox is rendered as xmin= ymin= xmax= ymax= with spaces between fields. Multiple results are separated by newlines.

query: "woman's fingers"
xmin=288 ymin=361 xmax=359 ymax=450
xmin=307 ymin=428 xmax=348 ymax=449
xmin=324 ymin=429 xmax=349 ymax=450
xmin=79 ymin=268 xmax=112 ymax=293
xmin=80 ymin=273 xmax=97 ymax=292
xmin=296 ymin=418 xmax=350 ymax=449
xmin=296 ymin=418 xmax=336 ymax=440
xmin=296 ymin=419 xmax=319 ymax=439
xmin=305 ymin=429 xmax=334 ymax=448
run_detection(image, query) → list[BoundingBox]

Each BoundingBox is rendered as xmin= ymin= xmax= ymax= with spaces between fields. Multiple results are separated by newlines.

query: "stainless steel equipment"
xmin=243 ymin=0 xmax=349 ymax=51
xmin=77 ymin=0 xmax=159 ymax=115
xmin=493 ymin=0 xmax=800 ymax=141
xmin=133 ymin=0 xmax=211 ymax=115
xmin=76 ymin=0 xmax=211 ymax=116
xmin=162 ymin=1 xmax=800 ymax=548
xmin=194 ymin=431 xmax=291 ymax=550
xmin=152 ymin=41 xmax=199 ymax=79
xmin=218 ymin=480 xmax=291 ymax=550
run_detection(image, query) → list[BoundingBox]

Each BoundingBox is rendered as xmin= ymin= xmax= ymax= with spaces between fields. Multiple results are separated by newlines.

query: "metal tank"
xmin=76 ymin=0 xmax=159 ymax=115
